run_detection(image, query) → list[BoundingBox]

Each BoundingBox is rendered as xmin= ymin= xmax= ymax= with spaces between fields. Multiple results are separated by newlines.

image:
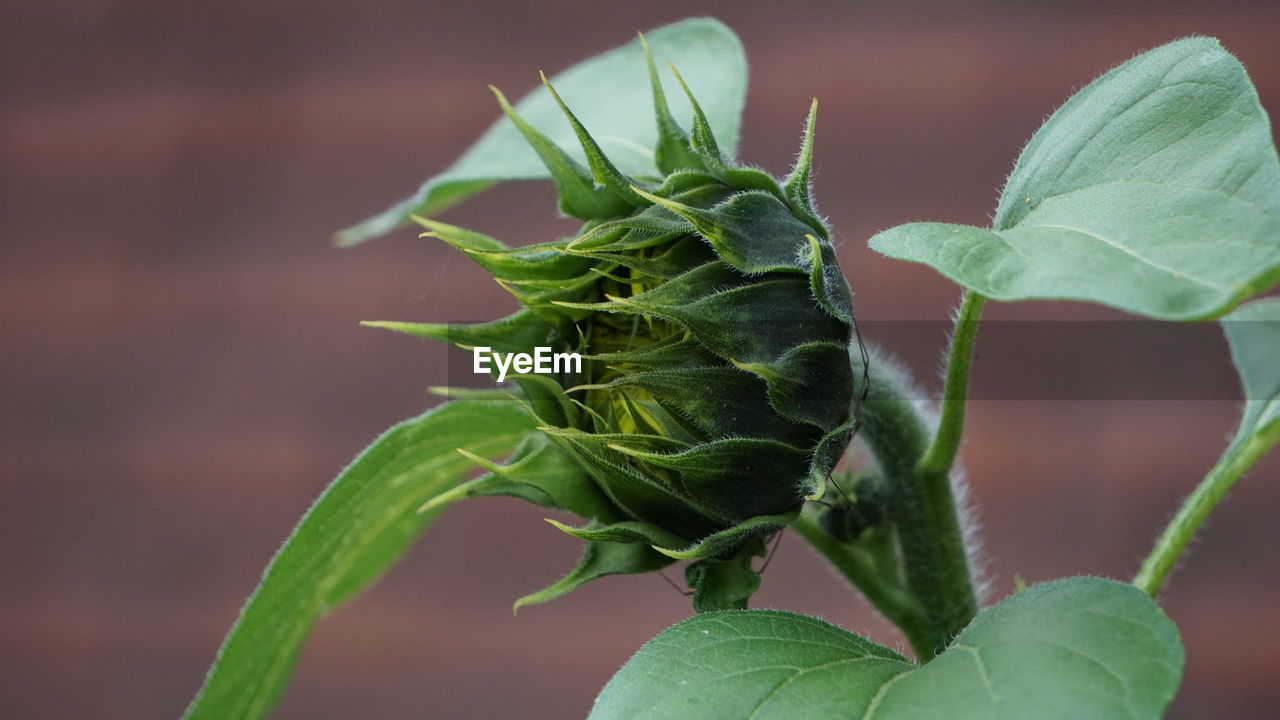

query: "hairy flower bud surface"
xmin=373 ymin=41 xmax=862 ymax=610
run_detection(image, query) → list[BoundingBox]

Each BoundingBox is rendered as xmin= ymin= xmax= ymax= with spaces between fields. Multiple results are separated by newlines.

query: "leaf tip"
xmin=544 ymin=518 xmax=579 ymax=537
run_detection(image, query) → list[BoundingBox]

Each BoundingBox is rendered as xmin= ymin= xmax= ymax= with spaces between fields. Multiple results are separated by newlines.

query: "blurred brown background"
xmin=3 ymin=1 xmax=1279 ymax=718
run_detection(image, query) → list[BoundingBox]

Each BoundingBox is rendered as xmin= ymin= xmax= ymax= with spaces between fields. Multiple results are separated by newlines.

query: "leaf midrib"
xmin=215 ymin=417 xmax=532 ymax=720
xmin=745 ymin=656 xmax=908 ymax=720
xmin=1028 ymin=222 xmax=1227 ymax=291
xmin=235 ymin=441 xmax=506 ymax=719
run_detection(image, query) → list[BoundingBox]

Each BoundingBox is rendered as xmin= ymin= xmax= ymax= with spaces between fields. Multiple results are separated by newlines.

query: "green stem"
xmin=846 ymin=325 xmax=980 ymax=659
xmin=917 ymin=291 xmax=986 ymax=478
xmin=1133 ymin=420 xmax=1280 ymax=596
xmin=793 ymin=513 xmax=927 ymax=651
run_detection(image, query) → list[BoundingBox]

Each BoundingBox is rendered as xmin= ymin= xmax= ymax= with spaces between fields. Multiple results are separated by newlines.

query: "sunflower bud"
xmin=371 ymin=39 xmax=860 ymax=611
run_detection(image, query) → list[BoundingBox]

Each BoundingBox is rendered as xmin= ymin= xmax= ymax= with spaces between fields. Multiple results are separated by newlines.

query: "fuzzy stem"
xmin=916 ymin=291 xmax=986 ymax=479
xmin=793 ymin=513 xmax=927 ymax=652
xmin=1133 ymin=419 xmax=1280 ymax=597
xmin=847 ymin=339 xmax=979 ymax=659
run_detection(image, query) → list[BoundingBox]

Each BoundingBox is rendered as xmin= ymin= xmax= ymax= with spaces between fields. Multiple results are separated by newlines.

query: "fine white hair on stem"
xmin=940 ymin=294 xmax=990 ymax=606
xmin=870 ymin=329 xmax=991 ymax=607
xmin=949 ymin=463 xmax=991 ymax=606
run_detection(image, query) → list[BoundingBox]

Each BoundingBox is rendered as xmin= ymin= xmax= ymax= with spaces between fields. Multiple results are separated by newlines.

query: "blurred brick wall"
xmin=2 ymin=1 xmax=1278 ymax=717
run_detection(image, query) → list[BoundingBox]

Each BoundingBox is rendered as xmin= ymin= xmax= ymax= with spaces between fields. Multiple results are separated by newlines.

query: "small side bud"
xmin=816 ymin=473 xmax=887 ymax=542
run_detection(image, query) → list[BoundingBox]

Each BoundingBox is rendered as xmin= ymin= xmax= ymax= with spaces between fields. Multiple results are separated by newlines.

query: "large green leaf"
xmin=1223 ymin=296 xmax=1280 ymax=438
xmin=590 ymin=577 xmax=1183 ymax=719
xmin=336 ymin=18 xmax=747 ymax=246
xmin=184 ymin=398 xmax=536 ymax=720
xmin=870 ymin=37 xmax=1280 ymax=320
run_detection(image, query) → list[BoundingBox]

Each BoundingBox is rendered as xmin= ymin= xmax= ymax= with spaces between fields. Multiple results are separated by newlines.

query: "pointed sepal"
xmin=513 ymin=541 xmax=674 ymax=613
xmin=541 ymin=72 xmax=650 ymax=207
xmin=566 ymin=203 xmax=697 ymax=253
xmin=805 ymin=234 xmax=855 ymax=323
xmin=512 ymin=374 xmax=581 ymax=429
xmin=639 ymin=33 xmax=704 ymax=174
xmin=455 ymin=435 xmax=616 ymax=520
xmin=546 ymin=517 xmax=688 ymax=550
xmin=415 ymin=216 xmax=591 ymax=282
xmin=606 ymin=262 xmax=847 ymax=370
xmin=668 ymin=63 xmax=724 ymax=166
xmin=608 ymin=438 xmax=809 ymax=521
xmin=597 ymin=366 xmax=819 ymax=448
xmin=411 ymin=215 xmax=508 ymax=251
xmin=782 ymin=98 xmax=825 ymax=232
xmin=806 ymin=419 xmax=857 ymax=500
xmin=732 ymin=342 xmax=854 ymax=431
xmin=360 ymin=308 xmax=555 ymax=356
xmin=655 ymin=510 xmax=798 ymax=561
xmin=490 ymin=85 xmax=632 ymax=220
xmin=537 ymin=425 xmax=728 ymax=536
xmin=664 ymin=65 xmax=789 ymax=196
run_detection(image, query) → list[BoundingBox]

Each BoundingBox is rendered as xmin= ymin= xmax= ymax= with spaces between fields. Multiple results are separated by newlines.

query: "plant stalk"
xmin=890 ymin=292 xmax=984 ymax=657
xmin=834 ymin=304 xmax=983 ymax=659
xmin=792 ymin=513 xmax=927 ymax=651
xmin=917 ymin=291 xmax=985 ymax=479
xmin=1134 ymin=419 xmax=1280 ymax=596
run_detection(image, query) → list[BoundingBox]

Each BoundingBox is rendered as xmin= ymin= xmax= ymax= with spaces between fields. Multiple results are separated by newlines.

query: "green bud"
xmin=816 ymin=472 xmax=887 ymax=543
xmin=374 ymin=40 xmax=860 ymax=611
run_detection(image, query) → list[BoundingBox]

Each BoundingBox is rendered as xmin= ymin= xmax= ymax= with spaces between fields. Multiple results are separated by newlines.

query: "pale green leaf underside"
xmin=184 ymin=399 xmax=536 ymax=720
xmin=336 ymin=17 xmax=747 ymax=246
xmin=590 ymin=577 xmax=1183 ymax=720
xmin=1222 ymin=296 xmax=1280 ymax=436
xmin=871 ymin=37 xmax=1280 ymax=321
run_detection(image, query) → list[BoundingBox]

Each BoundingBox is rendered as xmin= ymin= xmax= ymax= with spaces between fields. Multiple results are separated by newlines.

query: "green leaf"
xmin=592 ymin=608 xmax=911 ymax=719
xmin=591 ymin=577 xmax=1183 ymax=720
xmin=1223 ymin=296 xmax=1280 ymax=437
xmin=184 ymin=398 xmax=536 ymax=720
xmin=336 ymin=18 xmax=747 ymax=246
xmin=870 ymin=37 xmax=1280 ymax=320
